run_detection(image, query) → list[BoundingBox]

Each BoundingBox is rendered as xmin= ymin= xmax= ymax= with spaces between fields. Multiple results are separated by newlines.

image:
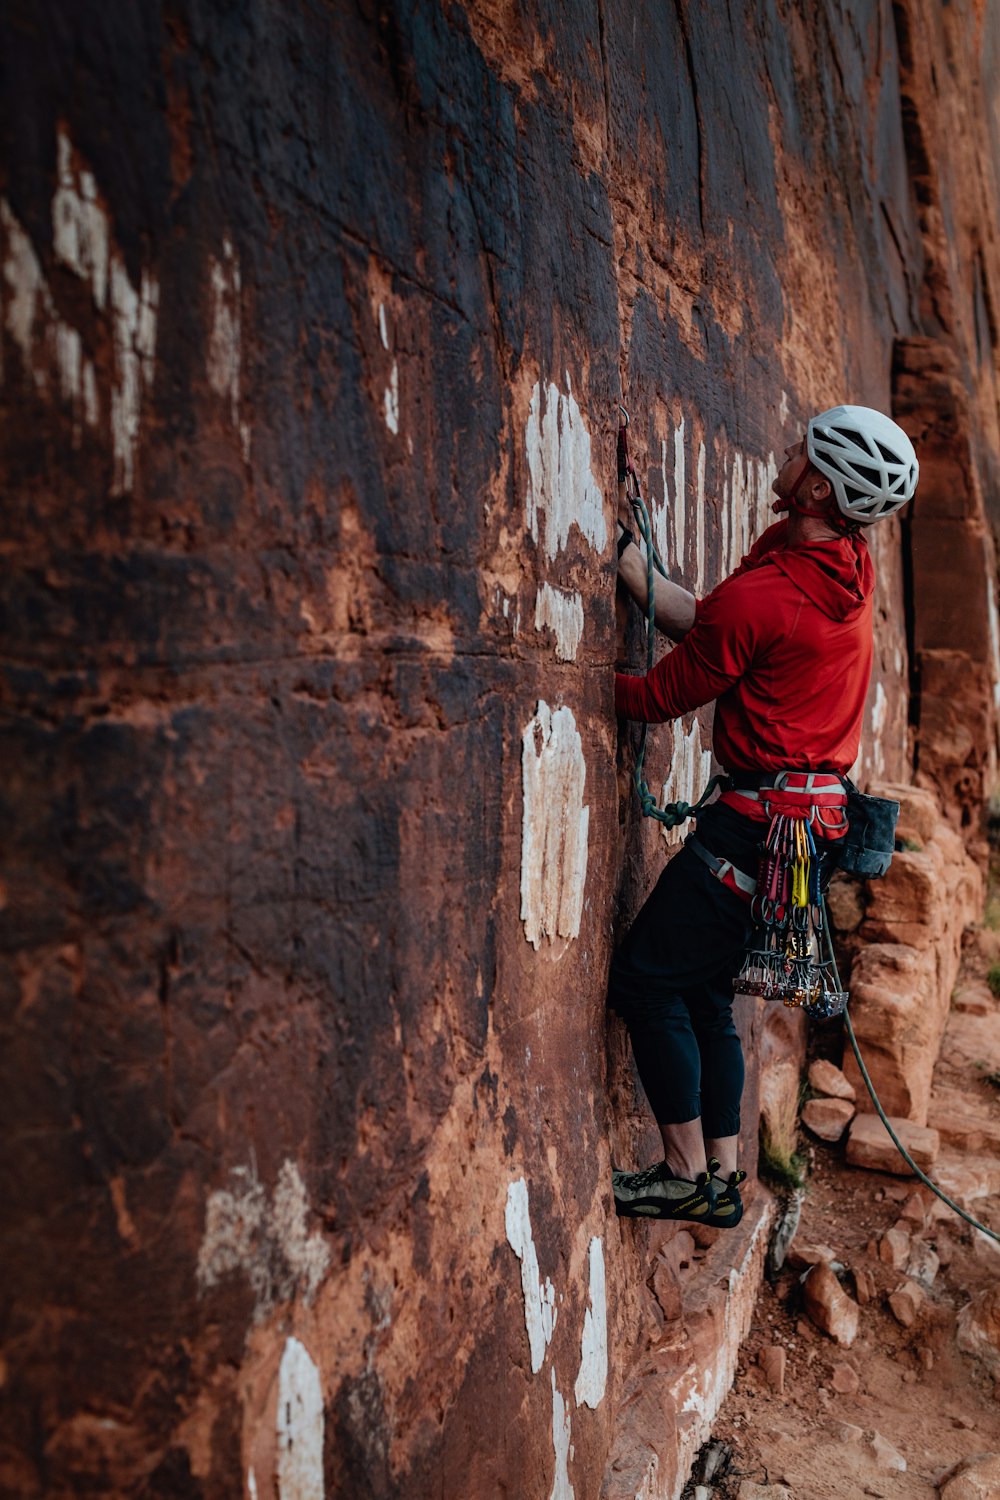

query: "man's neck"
xmin=784 ymin=509 xmax=844 ymax=546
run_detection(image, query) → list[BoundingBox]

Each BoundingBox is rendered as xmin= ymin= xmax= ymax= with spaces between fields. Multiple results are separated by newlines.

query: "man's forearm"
xmin=617 ymin=535 xmax=697 ymax=642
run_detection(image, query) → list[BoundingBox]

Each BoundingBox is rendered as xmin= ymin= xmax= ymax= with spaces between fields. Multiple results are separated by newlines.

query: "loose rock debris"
xmin=682 ymin=919 xmax=1000 ymax=1500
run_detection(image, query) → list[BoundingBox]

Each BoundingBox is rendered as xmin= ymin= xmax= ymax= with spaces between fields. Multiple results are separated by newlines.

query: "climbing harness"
xmin=686 ymin=835 xmax=757 ymax=902
xmin=724 ymin=769 xmax=850 ymax=837
xmin=615 ymin=404 xmax=999 ymax=1240
xmin=617 ymin=406 xmax=725 ymax=828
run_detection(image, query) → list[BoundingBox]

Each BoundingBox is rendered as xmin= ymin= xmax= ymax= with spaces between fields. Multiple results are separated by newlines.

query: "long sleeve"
xmin=615 ymin=572 xmax=768 ymax=723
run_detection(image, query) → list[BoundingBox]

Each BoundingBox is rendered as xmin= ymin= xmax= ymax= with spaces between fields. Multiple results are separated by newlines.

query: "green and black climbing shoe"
xmin=612 ymin=1161 xmax=716 ymax=1222
xmin=704 ymin=1157 xmax=747 ymax=1228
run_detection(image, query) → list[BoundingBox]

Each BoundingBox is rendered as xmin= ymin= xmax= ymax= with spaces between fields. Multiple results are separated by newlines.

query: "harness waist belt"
xmin=686 ymin=835 xmax=756 ymax=904
xmin=720 ymin=769 xmax=849 ymax=837
xmin=726 ymin=770 xmax=846 ymax=801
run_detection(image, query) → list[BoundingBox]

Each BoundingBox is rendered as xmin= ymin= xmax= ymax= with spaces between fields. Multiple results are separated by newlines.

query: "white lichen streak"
xmin=53 ymin=129 xmax=109 ymax=309
xmin=695 ymin=440 xmax=706 ymax=596
xmin=525 ymin=376 xmax=607 ymax=561
xmin=384 ymin=360 xmax=399 ymax=434
xmin=276 ymin=1338 xmax=324 ymax=1500
xmin=1 ymin=197 xmax=54 ymax=387
xmin=535 ymin=583 xmax=584 ymax=661
xmin=660 ymin=718 xmax=713 ymax=849
xmin=196 ymin=1159 xmax=330 ymax=1324
xmin=573 ymin=1237 xmax=607 ymax=1409
xmin=2 ymin=131 xmax=156 ymax=475
xmin=656 ymin=438 xmax=671 ymax=562
xmin=520 ymin=702 xmax=590 ymax=949
xmin=208 ymin=237 xmax=250 ymax=459
xmin=109 ymin=253 xmax=159 ymax=492
xmin=721 ymin=447 xmax=778 ymax=575
xmin=504 ymin=1178 xmax=556 ymax=1373
xmin=379 ymin=304 xmax=399 ymax=435
xmin=509 ymin=1176 xmax=554 ymax=1374
xmin=870 ymin=680 xmax=887 ymax=780
xmin=987 ymin=574 xmax=1000 ymax=710
xmin=672 ymin=418 xmax=686 ymax=571
xmin=247 ymin=1468 xmax=259 ymax=1500
xmin=2 ymin=190 xmax=103 ymax=440
xmin=672 ymin=1208 xmax=771 ymax=1499
xmin=549 ymin=1369 xmax=575 ymax=1500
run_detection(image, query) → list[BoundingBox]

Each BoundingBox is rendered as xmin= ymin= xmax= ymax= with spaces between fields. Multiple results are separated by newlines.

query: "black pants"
xmin=608 ymin=802 xmax=841 ymax=1138
xmin=605 ymin=810 xmax=761 ymax=1134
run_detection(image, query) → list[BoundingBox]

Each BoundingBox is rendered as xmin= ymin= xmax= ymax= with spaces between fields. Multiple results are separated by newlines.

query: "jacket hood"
xmin=754 ymin=520 xmax=875 ymax=621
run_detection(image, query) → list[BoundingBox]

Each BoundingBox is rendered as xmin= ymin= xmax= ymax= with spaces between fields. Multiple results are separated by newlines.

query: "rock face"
xmin=1 ymin=3 xmax=1000 ymax=1500
xmin=840 ymin=786 xmax=983 ymax=1124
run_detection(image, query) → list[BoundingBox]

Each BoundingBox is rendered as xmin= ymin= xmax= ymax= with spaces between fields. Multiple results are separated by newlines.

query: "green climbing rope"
xmin=620 ymin=410 xmax=723 ymax=828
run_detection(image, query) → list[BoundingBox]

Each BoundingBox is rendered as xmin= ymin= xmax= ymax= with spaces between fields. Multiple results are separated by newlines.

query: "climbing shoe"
xmin=612 ymin=1161 xmax=716 ymax=1222
xmin=703 ymin=1157 xmax=747 ymax=1228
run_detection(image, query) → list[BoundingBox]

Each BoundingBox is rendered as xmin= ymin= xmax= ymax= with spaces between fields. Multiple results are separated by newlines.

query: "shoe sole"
xmin=615 ymin=1196 xmax=715 ymax=1222
xmin=702 ymin=1196 xmax=744 ymax=1229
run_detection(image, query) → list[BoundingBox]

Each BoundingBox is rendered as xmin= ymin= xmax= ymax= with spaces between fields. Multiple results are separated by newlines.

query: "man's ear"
xmin=809 ymin=475 xmax=832 ymax=504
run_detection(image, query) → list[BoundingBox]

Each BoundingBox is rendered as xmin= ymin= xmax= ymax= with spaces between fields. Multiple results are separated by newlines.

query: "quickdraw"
xmin=735 ymin=811 xmax=848 ymax=1020
xmin=617 ymin=406 xmax=724 ymax=828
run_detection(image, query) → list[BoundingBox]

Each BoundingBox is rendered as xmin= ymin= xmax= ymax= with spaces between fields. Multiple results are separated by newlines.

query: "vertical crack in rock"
xmin=534 ymin=584 xmax=584 ymax=661
xmin=520 ymin=702 xmax=590 ymax=950
xmin=196 ymin=1160 xmax=330 ymax=1324
xmin=549 ymin=1369 xmax=575 ymax=1500
xmin=276 ymin=1337 xmax=324 ymax=1500
xmin=673 ymin=0 xmax=705 ymax=236
xmin=574 ymin=1237 xmax=607 ymax=1410
xmin=504 ymin=1178 xmax=557 ymax=1373
xmin=525 ymin=378 xmax=607 ymax=562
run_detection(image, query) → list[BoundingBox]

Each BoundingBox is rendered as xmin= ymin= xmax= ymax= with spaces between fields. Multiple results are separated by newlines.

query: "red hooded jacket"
xmin=614 ymin=520 xmax=876 ymax=773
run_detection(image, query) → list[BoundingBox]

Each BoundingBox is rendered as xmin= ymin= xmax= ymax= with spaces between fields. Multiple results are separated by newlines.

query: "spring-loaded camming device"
xmin=734 ymin=808 xmax=848 ymax=1020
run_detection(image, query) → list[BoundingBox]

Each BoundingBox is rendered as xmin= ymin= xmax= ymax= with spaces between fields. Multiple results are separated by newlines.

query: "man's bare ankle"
xmin=664 ymin=1157 xmax=707 ymax=1182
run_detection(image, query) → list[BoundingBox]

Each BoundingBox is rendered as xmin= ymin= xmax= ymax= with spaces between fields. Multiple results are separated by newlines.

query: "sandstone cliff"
xmin=1 ymin=3 xmax=999 ymax=1499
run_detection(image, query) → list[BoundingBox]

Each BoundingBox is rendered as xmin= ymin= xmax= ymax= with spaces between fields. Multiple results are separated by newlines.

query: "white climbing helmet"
xmin=807 ymin=405 xmax=919 ymax=524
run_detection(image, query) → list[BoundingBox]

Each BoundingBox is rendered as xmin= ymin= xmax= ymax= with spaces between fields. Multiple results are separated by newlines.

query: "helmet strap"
xmin=786 ymin=462 xmax=858 ymax=532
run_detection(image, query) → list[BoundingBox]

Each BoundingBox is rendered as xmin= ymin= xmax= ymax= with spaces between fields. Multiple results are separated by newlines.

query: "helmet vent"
xmin=808 ymin=405 xmax=918 ymax=523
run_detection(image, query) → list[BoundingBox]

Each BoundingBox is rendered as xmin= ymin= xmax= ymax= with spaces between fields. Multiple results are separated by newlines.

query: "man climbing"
xmin=609 ymin=406 xmax=918 ymax=1228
